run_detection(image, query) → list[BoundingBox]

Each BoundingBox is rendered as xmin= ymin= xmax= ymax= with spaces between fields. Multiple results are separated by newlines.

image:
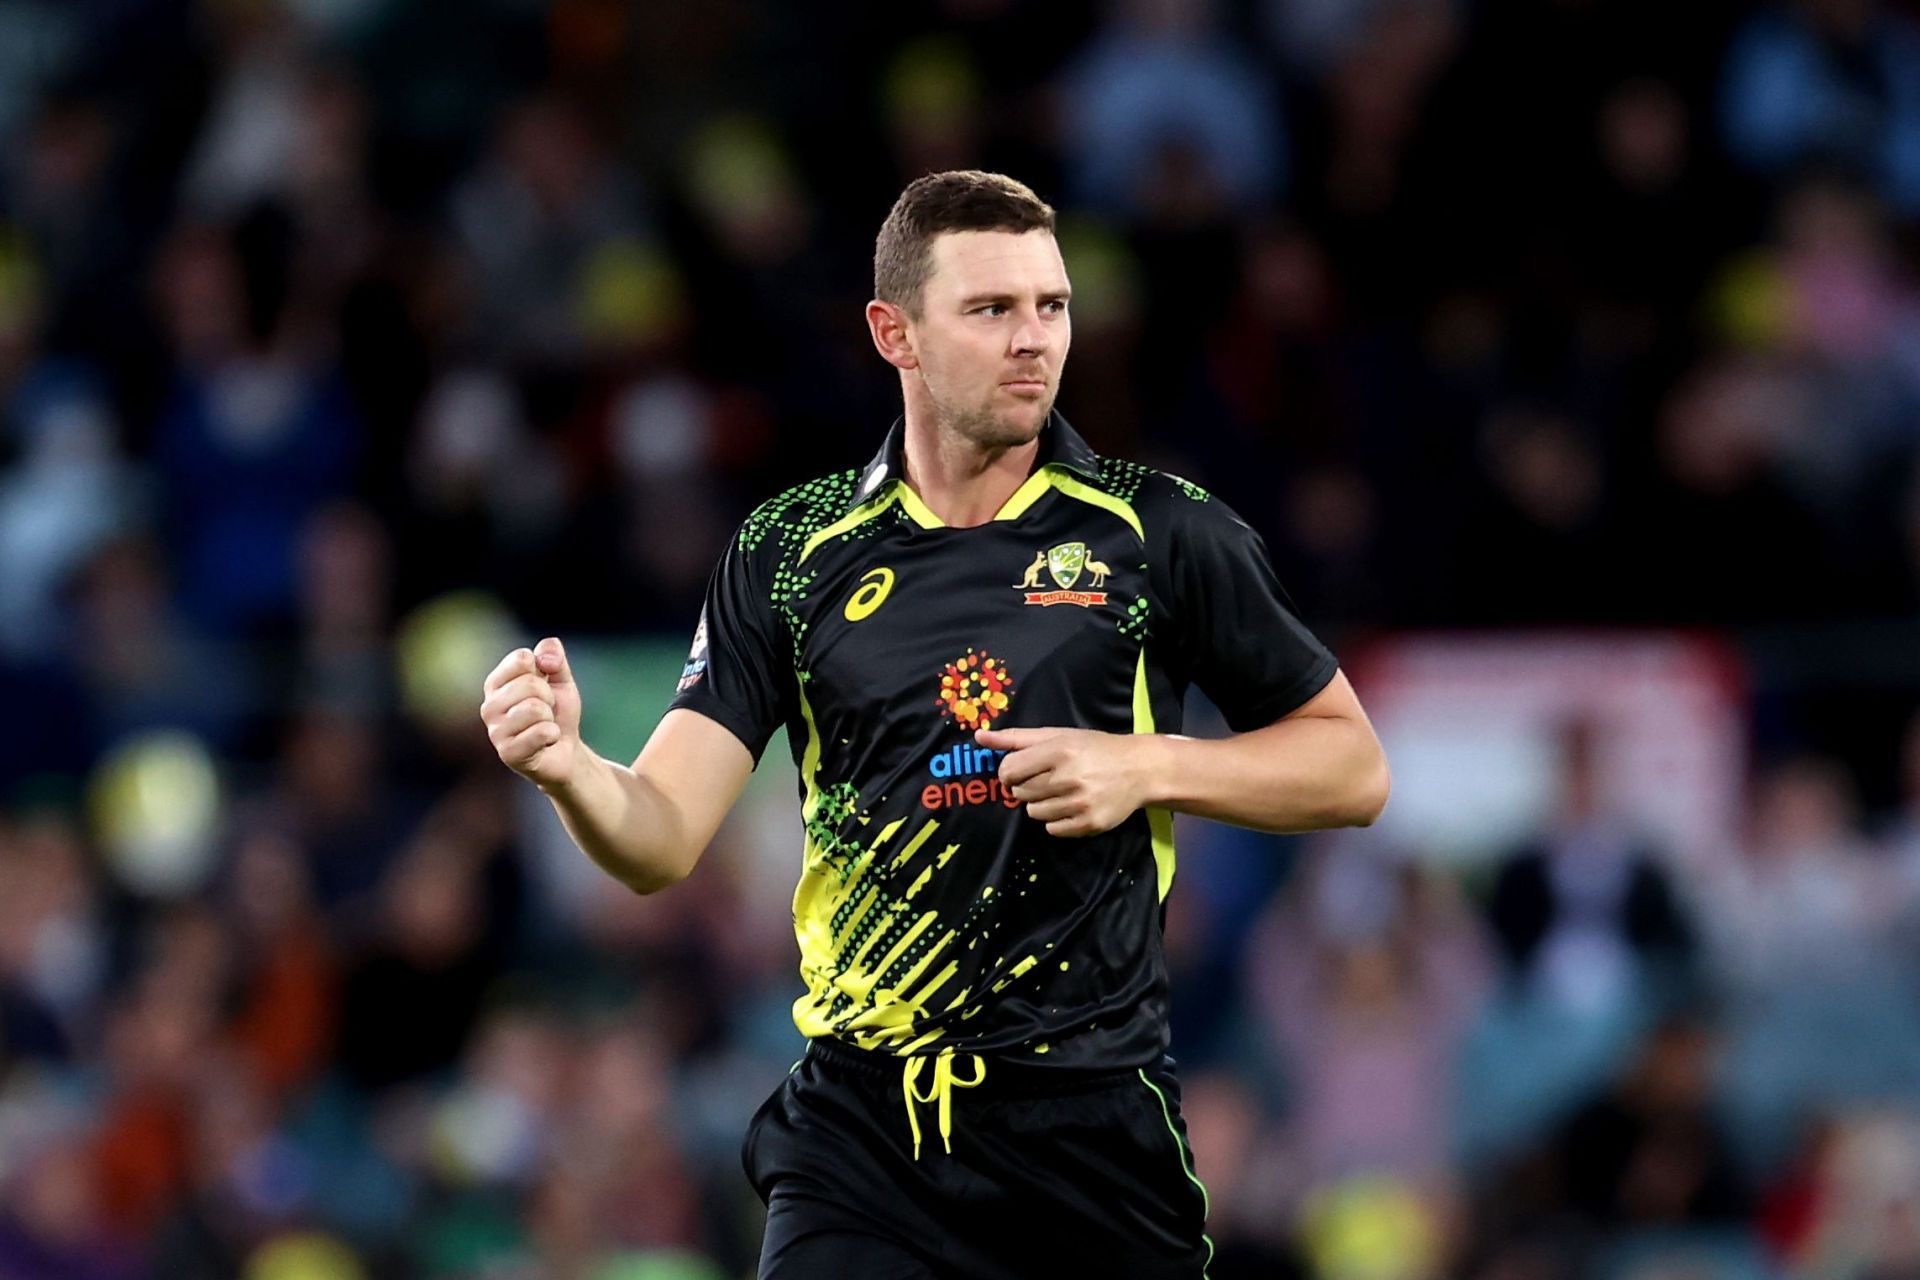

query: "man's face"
xmin=908 ymin=229 xmax=1071 ymax=449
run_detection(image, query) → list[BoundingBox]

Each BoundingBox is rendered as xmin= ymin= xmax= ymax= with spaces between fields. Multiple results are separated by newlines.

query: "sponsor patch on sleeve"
xmin=677 ymin=610 xmax=710 ymax=692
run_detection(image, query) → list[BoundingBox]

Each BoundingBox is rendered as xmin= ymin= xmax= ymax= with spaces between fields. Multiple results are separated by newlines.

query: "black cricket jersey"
xmin=669 ymin=412 xmax=1336 ymax=1070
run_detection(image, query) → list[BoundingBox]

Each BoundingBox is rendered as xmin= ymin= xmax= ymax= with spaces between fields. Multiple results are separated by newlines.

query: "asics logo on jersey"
xmin=845 ymin=567 xmax=896 ymax=622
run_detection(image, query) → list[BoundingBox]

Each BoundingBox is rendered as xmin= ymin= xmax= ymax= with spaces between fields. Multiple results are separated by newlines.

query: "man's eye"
xmin=1045 ymin=300 xmax=1067 ymax=313
xmin=980 ymin=304 xmax=1006 ymax=317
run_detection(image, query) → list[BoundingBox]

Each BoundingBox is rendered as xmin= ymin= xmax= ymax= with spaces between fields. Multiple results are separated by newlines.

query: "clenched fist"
xmin=482 ymin=637 xmax=583 ymax=789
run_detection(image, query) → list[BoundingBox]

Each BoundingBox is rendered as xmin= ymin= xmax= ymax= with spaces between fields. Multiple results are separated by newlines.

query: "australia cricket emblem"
xmin=1048 ymin=542 xmax=1086 ymax=589
xmin=1015 ymin=542 xmax=1110 ymax=607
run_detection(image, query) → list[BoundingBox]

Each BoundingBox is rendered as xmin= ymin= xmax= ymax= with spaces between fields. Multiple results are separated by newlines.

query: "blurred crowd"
xmin=5 ymin=0 xmax=1920 ymax=1277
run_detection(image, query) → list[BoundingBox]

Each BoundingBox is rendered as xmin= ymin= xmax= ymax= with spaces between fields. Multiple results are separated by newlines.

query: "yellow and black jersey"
xmin=670 ymin=412 xmax=1336 ymax=1070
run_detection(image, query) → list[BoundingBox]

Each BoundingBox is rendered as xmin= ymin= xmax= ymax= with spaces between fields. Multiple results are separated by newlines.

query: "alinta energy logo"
xmin=1013 ymin=542 xmax=1110 ymax=607
xmin=925 ymin=649 xmax=1019 ymax=811
xmin=935 ymin=649 xmax=1013 ymax=731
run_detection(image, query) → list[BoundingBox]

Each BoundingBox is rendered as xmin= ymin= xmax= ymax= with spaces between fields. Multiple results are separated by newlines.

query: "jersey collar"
xmin=847 ymin=410 xmax=1100 ymax=514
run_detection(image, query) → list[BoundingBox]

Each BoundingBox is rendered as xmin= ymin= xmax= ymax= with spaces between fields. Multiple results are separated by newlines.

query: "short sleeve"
xmin=1158 ymin=491 xmax=1337 ymax=732
xmin=666 ymin=531 xmax=790 ymax=763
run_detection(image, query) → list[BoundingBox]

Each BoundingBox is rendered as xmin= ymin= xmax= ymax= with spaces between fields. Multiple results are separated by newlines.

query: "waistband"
xmin=804 ymin=1034 xmax=1153 ymax=1097
xmin=807 ymin=1037 xmax=1167 ymax=1161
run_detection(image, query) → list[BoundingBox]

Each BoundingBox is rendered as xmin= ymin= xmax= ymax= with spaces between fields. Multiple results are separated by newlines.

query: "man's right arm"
xmin=542 ymin=707 xmax=753 ymax=894
xmin=483 ymin=639 xmax=753 ymax=894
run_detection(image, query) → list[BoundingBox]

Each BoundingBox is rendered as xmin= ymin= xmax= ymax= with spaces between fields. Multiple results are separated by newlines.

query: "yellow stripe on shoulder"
xmin=991 ymin=467 xmax=1057 ymax=522
xmin=800 ymin=489 xmax=901 ymax=564
xmin=1041 ymin=468 xmax=1144 ymax=540
xmin=893 ymin=483 xmax=946 ymax=530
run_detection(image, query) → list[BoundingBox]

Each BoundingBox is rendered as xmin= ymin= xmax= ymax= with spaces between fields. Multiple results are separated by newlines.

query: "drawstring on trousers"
xmin=901 ymin=1051 xmax=987 ymax=1159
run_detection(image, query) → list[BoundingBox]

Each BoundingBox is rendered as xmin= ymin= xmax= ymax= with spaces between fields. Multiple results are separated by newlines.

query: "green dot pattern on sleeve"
xmin=737 ymin=469 xmax=861 ymax=673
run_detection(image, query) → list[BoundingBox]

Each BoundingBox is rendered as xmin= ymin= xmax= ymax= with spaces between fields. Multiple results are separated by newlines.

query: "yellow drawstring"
xmin=901 ymin=1050 xmax=987 ymax=1159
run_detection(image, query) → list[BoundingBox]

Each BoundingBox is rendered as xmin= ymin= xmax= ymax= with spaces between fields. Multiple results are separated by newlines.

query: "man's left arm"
xmin=975 ymin=669 xmax=1388 ymax=838
xmin=978 ymin=474 xmax=1391 ymax=839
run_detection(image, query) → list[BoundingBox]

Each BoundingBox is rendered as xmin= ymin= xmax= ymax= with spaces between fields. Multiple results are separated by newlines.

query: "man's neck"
xmin=900 ymin=407 xmax=1042 ymax=528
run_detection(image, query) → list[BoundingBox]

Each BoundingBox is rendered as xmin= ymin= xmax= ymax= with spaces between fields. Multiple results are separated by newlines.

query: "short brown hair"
xmin=874 ymin=171 xmax=1056 ymax=315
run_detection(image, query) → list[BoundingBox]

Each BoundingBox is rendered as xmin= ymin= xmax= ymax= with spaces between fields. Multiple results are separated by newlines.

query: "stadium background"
xmin=3 ymin=0 xmax=1920 ymax=1276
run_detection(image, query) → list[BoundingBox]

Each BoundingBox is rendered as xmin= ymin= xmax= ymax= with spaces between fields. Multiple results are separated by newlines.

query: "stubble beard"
xmin=929 ymin=384 xmax=1055 ymax=453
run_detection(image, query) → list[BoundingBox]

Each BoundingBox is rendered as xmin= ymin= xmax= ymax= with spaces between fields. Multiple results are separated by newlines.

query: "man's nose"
xmin=1010 ymin=306 xmax=1049 ymax=356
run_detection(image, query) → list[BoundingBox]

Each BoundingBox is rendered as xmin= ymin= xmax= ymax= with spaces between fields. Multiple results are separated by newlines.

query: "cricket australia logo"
xmin=1014 ymin=542 xmax=1110 ymax=607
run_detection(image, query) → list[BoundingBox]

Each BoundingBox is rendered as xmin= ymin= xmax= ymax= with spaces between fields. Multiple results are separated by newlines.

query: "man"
xmin=481 ymin=171 xmax=1389 ymax=1279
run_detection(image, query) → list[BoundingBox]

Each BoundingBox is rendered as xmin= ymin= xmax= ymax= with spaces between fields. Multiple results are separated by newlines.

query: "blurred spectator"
xmin=1486 ymin=718 xmax=1695 ymax=1021
xmin=1262 ymin=0 xmax=1463 ymax=77
xmin=0 ymin=1134 xmax=146 ymax=1280
xmin=1703 ymin=176 xmax=1920 ymax=556
xmin=558 ymin=1021 xmax=705 ymax=1249
xmin=149 ymin=1059 xmax=322 ymax=1277
xmin=90 ymin=906 xmax=233 ymax=1242
xmin=1764 ymin=1108 xmax=1920 ymax=1277
xmin=1578 ymin=77 xmax=1720 ymax=319
xmin=0 ymin=353 xmax=142 ymax=663
xmin=1540 ymin=1017 xmax=1749 ymax=1230
xmin=881 ymin=37 xmax=985 ymax=179
xmin=266 ymin=707 xmax=416 ymax=921
xmin=1699 ymin=756 xmax=1904 ymax=994
xmin=428 ymin=1008 xmax=568 ymax=1193
xmin=0 ymin=806 xmax=108 ymax=1066
xmin=180 ymin=7 xmax=385 ymax=329
xmin=1247 ymin=845 xmax=1493 ymax=1192
xmin=68 ymin=538 xmax=254 ymax=753
xmin=1457 ymin=402 xmax=1616 ymax=622
xmin=1059 ymin=0 xmax=1287 ymax=220
xmin=450 ymin=94 xmax=654 ymax=366
xmin=1721 ymin=0 xmax=1920 ymax=217
xmin=403 ymin=367 xmax=566 ymax=602
xmin=11 ymin=94 xmax=135 ymax=350
xmin=180 ymin=4 xmax=318 ymax=218
xmin=1314 ymin=0 xmax=1458 ymax=228
xmin=224 ymin=827 xmax=337 ymax=1100
xmin=0 ymin=3 xmax=85 ymax=146
xmin=150 ymin=222 xmax=362 ymax=635
xmin=1639 ymin=351 xmax=1832 ymax=621
xmin=1703 ymin=757 xmax=1920 ymax=1168
xmin=292 ymin=501 xmax=393 ymax=716
xmin=334 ymin=817 xmax=510 ymax=1092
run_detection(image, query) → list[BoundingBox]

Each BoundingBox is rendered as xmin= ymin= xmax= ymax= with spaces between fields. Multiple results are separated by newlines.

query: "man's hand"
xmin=482 ymin=637 xmax=583 ymax=790
xmin=973 ymin=726 xmax=1155 ymax=838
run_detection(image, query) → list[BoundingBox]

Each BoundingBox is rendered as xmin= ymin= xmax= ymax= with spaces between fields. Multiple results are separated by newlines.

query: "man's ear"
xmin=867 ymin=299 xmax=919 ymax=371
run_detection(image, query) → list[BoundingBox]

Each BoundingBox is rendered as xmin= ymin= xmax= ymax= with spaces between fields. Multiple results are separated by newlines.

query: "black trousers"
xmin=742 ymin=1037 xmax=1214 ymax=1279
